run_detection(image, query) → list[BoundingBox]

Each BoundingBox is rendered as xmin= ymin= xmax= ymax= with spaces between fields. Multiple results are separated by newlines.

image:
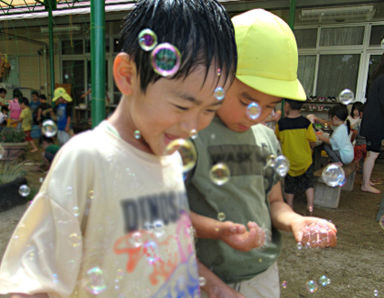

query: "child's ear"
xmin=113 ymin=53 xmax=137 ymax=96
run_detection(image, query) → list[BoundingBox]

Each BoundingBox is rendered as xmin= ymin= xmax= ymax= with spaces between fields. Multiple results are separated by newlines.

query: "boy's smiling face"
xmin=217 ymin=78 xmax=281 ymax=132
xmin=113 ymin=53 xmax=231 ymax=156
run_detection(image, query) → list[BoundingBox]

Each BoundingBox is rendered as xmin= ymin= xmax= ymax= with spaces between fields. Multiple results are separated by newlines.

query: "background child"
xmin=7 ymin=88 xmax=22 ymax=128
xmin=35 ymin=94 xmax=53 ymax=125
xmin=187 ymin=9 xmax=337 ymax=298
xmin=10 ymin=97 xmax=38 ymax=152
xmin=40 ymin=136 xmax=60 ymax=170
xmin=0 ymin=0 xmax=237 ymax=296
xmin=316 ymin=104 xmax=354 ymax=165
xmin=52 ymin=87 xmax=73 ymax=145
xmin=0 ymin=87 xmax=7 ymax=107
xmin=275 ymin=99 xmax=317 ymax=215
xmin=0 ymin=106 xmax=8 ymax=128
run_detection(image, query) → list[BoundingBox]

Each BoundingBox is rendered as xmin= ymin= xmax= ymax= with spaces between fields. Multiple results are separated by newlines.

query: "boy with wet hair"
xmin=187 ymin=9 xmax=337 ymax=297
xmin=0 ymin=0 xmax=237 ymax=297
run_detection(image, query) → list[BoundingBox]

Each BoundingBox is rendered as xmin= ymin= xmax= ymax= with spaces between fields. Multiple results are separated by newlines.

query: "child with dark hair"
xmin=276 ymin=99 xmax=317 ymax=215
xmin=35 ymin=94 xmax=53 ymax=125
xmin=0 ymin=106 xmax=8 ymax=128
xmin=30 ymin=90 xmax=41 ymax=113
xmin=0 ymin=0 xmax=237 ymax=296
xmin=7 ymin=88 xmax=22 ymax=128
xmin=317 ymin=104 xmax=354 ymax=164
xmin=348 ymin=101 xmax=364 ymax=131
xmin=40 ymin=136 xmax=60 ymax=169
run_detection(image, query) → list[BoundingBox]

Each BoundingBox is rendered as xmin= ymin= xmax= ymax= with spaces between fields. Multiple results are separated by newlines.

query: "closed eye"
xmin=174 ymin=105 xmax=189 ymax=111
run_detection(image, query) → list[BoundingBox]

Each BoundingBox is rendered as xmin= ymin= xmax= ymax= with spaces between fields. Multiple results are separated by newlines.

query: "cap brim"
xmin=237 ymin=75 xmax=307 ymax=101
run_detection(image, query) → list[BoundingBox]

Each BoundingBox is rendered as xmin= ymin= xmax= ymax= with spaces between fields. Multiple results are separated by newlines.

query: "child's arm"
xmin=190 ymin=211 xmax=265 ymax=252
xmin=198 ymin=261 xmax=245 ymax=298
xmin=268 ymin=182 xmax=337 ymax=247
xmin=316 ymin=131 xmax=330 ymax=144
xmin=65 ymin=115 xmax=71 ymax=132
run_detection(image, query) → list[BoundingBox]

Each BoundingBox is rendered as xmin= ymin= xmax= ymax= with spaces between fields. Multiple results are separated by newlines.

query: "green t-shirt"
xmin=187 ymin=117 xmax=282 ymax=284
xmin=45 ymin=144 xmax=60 ymax=155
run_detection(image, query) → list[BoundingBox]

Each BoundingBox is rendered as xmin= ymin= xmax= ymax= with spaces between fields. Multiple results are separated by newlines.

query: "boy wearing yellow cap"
xmin=52 ymin=87 xmax=73 ymax=145
xmin=187 ymin=9 xmax=337 ymax=297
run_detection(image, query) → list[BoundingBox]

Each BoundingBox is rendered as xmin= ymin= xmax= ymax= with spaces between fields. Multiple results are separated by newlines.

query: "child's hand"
xmin=291 ymin=217 xmax=337 ymax=248
xmin=219 ymin=221 xmax=265 ymax=252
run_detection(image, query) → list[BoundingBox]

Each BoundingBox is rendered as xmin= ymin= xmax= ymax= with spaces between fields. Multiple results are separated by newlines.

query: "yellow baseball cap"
xmin=52 ymin=87 xmax=72 ymax=103
xmin=232 ymin=9 xmax=306 ymax=101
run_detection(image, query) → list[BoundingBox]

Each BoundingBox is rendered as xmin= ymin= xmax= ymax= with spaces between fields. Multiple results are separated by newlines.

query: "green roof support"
xmin=281 ymin=0 xmax=297 ymax=117
xmin=90 ymin=0 xmax=105 ymax=127
xmin=45 ymin=0 xmax=56 ymax=97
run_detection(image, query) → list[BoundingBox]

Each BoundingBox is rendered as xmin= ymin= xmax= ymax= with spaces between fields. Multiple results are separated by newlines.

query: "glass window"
xmin=62 ymin=60 xmax=85 ymax=105
xmin=298 ymin=55 xmax=316 ymax=97
xmin=61 ymin=40 xmax=83 ymax=55
xmin=369 ymin=25 xmax=384 ymax=46
xmin=320 ymin=27 xmax=364 ymax=46
xmin=295 ymin=29 xmax=317 ymax=48
xmin=317 ymin=54 xmax=360 ymax=97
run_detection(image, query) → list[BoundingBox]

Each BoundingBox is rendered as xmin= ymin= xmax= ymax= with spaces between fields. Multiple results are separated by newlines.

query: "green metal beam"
xmin=281 ymin=0 xmax=298 ymax=117
xmin=90 ymin=0 xmax=105 ymax=127
xmin=47 ymin=0 xmax=55 ymax=97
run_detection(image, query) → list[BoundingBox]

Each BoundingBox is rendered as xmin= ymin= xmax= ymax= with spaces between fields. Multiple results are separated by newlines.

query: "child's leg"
xmin=25 ymin=130 xmax=38 ymax=152
xmin=305 ymin=187 xmax=314 ymax=215
xmin=323 ymin=144 xmax=342 ymax=163
xmin=283 ymin=174 xmax=296 ymax=209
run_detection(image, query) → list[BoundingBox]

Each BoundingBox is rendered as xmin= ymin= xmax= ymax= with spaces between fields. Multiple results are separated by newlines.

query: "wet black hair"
xmin=21 ymin=97 xmax=29 ymax=106
xmin=0 ymin=88 xmax=6 ymax=94
xmin=119 ymin=0 xmax=237 ymax=92
xmin=285 ymin=99 xmax=303 ymax=111
xmin=13 ymin=88 xmax=23 ymax=99
xmin=350 ymin=102 xmax=364 ymax=117
xmin=329 ymin=104 xmax=350 ymax=133
xmin=39 ymin=94 xmax=47 ymax=100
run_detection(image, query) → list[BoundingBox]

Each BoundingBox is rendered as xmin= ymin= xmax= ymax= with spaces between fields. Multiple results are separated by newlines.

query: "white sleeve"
xmin=0 ymin=138 xmax=95 ymax=297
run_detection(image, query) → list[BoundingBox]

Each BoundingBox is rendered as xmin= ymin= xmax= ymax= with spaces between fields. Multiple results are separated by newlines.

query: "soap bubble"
xmin=322 ymin=163 xmax=345 ymax=187
xmin=381 ymin=38 xmax=384 ymax=49
xmin=84 ymin=267 xmax=107 ymax=295
xmin=18 ymin=184 xmax=30 ymax=197
xmin=190 ymin=129 xmax=198 ymax=140
xmin=338 ymin=89 xmax=354 ymax=105
xmin=130 ymin=231 xmax=143 ymax=248
xmin=301 ymin=222 xmax=332 ymax=247
xmin=69 ymin=233 xmax=82 ymax=247
xmin=151 ymin=43 xmax=181 ymax=77
xmin=42 ymin=119 xmax=58 ymax=137
xmin=138 ymin=28 xmax=158 ymax=51
xmin=306 ymin=280 xmax=318 ymax=293
xmin=246 ymin=102 xmax=261 ymax=120
xmin=209 ymin=163 xmax=231 ymax=186
xmin=319 ymin=275 xmax=331 ymax=287
xmin=199 ymin=276 xmax=206 ymax=287
xmin=165 ymin=139 xmax=197 ymax=173
xmin=153 ymin=219 xmax=165 ymax=238
xmin=297 ymin=242 xmax=303 ymax=250
xmin=214 ymin=87 xmax=225 ymax=101
xmin=217 ymin=212 xmax=226 ymax=221
xmin=134 ymin=130 xmax=141 ymax=140
xmin=281 ymin=280 xmax=288 ymax=289
xmin=374 ymin=289 xmax=379 ymax=297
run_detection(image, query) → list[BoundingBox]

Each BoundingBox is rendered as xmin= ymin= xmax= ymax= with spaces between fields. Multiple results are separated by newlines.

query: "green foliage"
xmin=0 ymin=127 xmax=26 ymax=143
xmin=0 ymin=161 xmax=26 ymax=184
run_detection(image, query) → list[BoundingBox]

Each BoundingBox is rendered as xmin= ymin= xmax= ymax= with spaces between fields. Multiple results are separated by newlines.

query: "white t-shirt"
xmin=0 ymin=121 xmax=200 ymax=297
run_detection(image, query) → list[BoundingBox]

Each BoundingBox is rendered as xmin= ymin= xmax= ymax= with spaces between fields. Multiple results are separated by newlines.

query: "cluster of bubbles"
xmin=265 ymin=154 xmax=290 ymax=177
xmin=338 ymin=89 xmax=355 ymax=105
xmin=297 ymin=221 xmax=333 ymax=248
xmin=305 ymin=275 xmax=331 ymax=294
xmin=321 ymin=163 xmax=345 ymax=187
xmin=134 ymin=130 xmax=141 ymax=140
xmin=246 ymin=102 xmax=261 ymax=120
xmin=209 ymin=163 xmax=231 ymax=186
xmin=138 ymin=28 xmax=181 ymax=78
xmin=42 ymin=119 xmax=58 ymax=137
xmin=18 ymin=184 xmax=31 ymax=197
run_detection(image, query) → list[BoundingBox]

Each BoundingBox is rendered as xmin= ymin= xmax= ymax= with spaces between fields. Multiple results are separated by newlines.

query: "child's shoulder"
xmin=278 ymin=115 xmax=310 ymax=129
